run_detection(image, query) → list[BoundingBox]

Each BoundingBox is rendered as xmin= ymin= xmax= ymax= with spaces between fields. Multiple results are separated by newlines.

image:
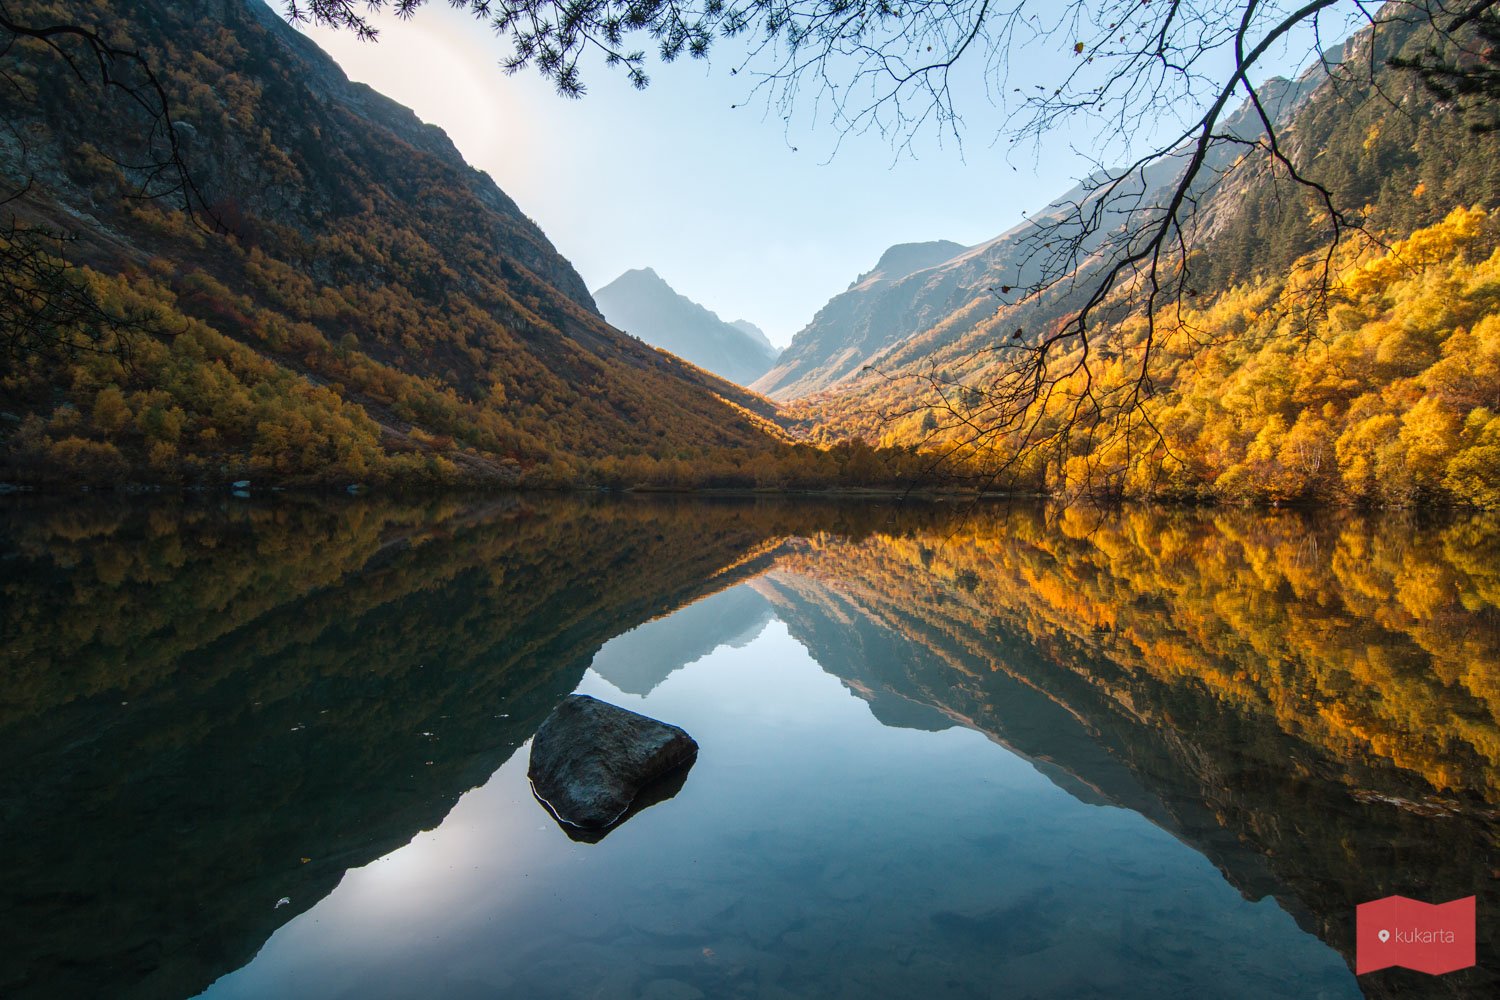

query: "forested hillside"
xmin=0 ymin=0 xmax=785 ymax=487
xmin=3 ymin=2 xmax=1497 ymax=505
xmin=787 ymin=10 xmax=1500 ymax=508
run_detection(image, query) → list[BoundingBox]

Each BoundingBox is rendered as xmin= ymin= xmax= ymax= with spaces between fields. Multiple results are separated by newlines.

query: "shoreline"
xmin=0 ymin=480 xmax=1492 ymax=515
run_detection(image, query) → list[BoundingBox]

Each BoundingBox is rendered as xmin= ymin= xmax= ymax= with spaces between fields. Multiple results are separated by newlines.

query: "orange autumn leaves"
xmin=776 ymin=504 xmax=1500 ymax=803
xmin=806 ymin=207 xmax=1500 ymax=508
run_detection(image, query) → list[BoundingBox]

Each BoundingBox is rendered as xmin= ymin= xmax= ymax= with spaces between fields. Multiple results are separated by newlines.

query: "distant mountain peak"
xmin=594 ymin=269 xmax=779 ymax=386
xmin=728 ymin=319 xmax=777 ymax=355
xmin=756 ymin=61 xmax=1336 ymax=403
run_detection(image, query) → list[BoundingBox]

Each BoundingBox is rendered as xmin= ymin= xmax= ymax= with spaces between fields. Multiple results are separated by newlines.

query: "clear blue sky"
xmin=287 ymin=3 xmax=1360 ymax=348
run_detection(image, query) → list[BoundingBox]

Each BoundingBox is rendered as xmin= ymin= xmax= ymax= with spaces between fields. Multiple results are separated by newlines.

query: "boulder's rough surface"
xmin=528 ymin=695 xmax=698 ymax=829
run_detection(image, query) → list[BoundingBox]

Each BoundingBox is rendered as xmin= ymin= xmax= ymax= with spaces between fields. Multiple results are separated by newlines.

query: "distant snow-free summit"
xmin=594 ymin=268 xmax=779 ymax=386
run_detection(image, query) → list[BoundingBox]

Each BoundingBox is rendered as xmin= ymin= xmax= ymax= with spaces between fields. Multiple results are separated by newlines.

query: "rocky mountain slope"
xmin=751 ymin=239 xmax=964 ymax=399
xmin=775 ymin=10 xmax=1500 ymax=507
xmin=594 ymin=267 xmax=779 ymax=385
xmin=0 ymin=0 xmax=783 ymax=486
xmin=757 ymin=75 xmax=1320 ymax=403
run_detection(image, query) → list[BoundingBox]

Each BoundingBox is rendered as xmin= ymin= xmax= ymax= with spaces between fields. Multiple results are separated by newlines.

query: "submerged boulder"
xmin=528 ymin=694 xmax=698 ymax=831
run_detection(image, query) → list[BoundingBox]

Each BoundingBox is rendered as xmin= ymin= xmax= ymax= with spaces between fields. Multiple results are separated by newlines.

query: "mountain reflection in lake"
xmin=0 ymin=496 xmax=1494 ymax=999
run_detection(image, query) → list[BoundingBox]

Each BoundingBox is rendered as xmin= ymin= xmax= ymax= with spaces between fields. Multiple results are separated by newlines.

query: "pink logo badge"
xmin=1355 ymin=895 xmax=1476 ymax=975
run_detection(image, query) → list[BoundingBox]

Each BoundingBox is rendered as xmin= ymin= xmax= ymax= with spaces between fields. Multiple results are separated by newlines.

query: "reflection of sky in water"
xmin=199 ymin=594 xmax=1359 ymax=999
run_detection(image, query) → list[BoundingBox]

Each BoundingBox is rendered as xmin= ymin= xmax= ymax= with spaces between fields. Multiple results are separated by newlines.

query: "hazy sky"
xmin=288 ymin=4 xmax=1357 ymax=347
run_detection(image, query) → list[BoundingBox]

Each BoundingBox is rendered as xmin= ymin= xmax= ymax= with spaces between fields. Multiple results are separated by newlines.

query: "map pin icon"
xmin=1378 ymin=929 xmax=1391 ymax=943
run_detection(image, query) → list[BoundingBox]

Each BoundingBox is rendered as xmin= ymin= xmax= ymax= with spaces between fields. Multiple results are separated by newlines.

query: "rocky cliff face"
xmin=6 ymin=0 xmax=598 ymax=315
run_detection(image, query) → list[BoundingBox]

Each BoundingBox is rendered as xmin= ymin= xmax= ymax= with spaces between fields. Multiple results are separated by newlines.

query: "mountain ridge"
xmin=0 ymin=0 xmax=784 ymax=486
xmin=751 ymin=239 xmax=967 ymax=399
xmin=728 ymin=318 xmax=777 ymax=355
xmin=593 ymin=266 xmax=779 ymax=386
xmin=755 ymin=72 xmax=1324 ymax=403
xmin=776 ymin=8 xmax=1500 ymax=509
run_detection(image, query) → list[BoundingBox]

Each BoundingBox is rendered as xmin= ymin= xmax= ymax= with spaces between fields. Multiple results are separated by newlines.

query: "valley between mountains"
xmin=2 ymin=0 xmax=1497 ymax=508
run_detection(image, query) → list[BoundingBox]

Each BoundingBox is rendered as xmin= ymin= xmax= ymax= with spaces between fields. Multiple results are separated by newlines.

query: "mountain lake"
xmin=1 ymin=494 xmax=1494 ymax=999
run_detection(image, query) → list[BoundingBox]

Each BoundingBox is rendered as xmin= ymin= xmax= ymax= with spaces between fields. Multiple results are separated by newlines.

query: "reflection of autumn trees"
xmin=0 ymin=495 xmax=915 ymax=727
xmin=757 ymin=503 xmax=1497 ymax=998
xmin=773 ymin=505 xmax=1500 ymax=803
xmin=2 ymin=495 xmax=1495 ymax=998
xmin=3 ymin=500 xmax=445 ymax=709
xmin=3 ymin=495 xmax=890 ymax=1000
xmin=9 ymin=495 xmax=1489 ymax=813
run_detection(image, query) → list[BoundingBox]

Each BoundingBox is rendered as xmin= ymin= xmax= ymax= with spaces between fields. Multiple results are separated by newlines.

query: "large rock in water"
xmin=528 ymin=695 xmax=698 ymax=830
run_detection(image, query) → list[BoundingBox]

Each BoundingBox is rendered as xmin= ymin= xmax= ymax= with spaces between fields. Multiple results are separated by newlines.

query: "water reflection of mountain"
xmin=0 ymin=496 xmax=860 ymax=1000
xmin=2 ymin=498 xmax=1495 ymax=999
xmin=589 ymin=584 xmax=773 ymax=695
xmin=756 ymin=506 xmax=1498 ymax=999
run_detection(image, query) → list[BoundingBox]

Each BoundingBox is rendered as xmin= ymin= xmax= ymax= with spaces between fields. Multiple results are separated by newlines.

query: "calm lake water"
xmin=1 ymin=495 xmax=1494 ymax=999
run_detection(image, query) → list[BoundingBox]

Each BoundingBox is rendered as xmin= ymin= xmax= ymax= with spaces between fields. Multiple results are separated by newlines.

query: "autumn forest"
xmin=4 ymin=4 xmax=1499 ymax=996
xmin=1 ymin=0 xmax=1498 ymax=508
